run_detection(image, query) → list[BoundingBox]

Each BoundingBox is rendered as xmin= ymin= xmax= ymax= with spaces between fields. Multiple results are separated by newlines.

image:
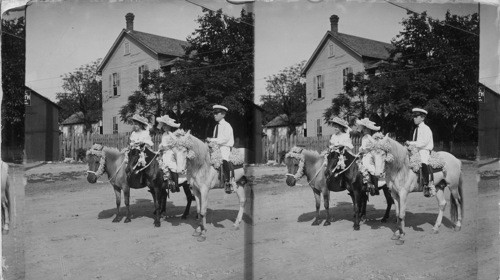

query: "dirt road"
xmin=19 ymin=160 xmax=496 ymax=280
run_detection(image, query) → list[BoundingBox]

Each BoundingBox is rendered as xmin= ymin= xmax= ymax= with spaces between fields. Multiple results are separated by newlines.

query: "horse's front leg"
xmin=2 ymin=201 xmax=10 ymax=234
xmin=381 ymin=184 xmax=393 ymax=223
xmin=394 ymin=190 xmax=408 ymax=245
xmin=323 ymin=190 xmax=331 ymax=226
xmin=350 ymin=188 xmax=361 ymax=231
xmin=123 ymin=187 xmax=131 ymax=223
xmin=432 ymin=186 xmax=447 ymax=234
xmin=181 ymin=183 xmax=193 ymax=220
xmin=112 ymin=186 xmax=122 ymax=223
xmin=391 ymin=190 xmax=401 ymax=240
xmin=196 ymin=186 xmax=210 ymax=242
xmin=233 ymin=183 xmax=246 ymax=229
xmin=311 ymin=190 xmax=322 ymax=226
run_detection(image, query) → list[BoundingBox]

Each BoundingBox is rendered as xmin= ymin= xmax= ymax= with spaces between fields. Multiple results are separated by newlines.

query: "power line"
xmin=384 ymin=1 xmax=479 ymax=37
xmin=376 ymin=59 xmax=477 ymax=76
xmin=184 ymin=0 xmax=254 ymax=27
xmin=2 ymin=31 xmax=25 ymax=40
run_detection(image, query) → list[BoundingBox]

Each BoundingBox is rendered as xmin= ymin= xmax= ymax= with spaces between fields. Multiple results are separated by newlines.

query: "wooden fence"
xmin=60 ymin=132 xmax=163 ymax=160
xmin=262 ymin=135 xmax=477 ymax=163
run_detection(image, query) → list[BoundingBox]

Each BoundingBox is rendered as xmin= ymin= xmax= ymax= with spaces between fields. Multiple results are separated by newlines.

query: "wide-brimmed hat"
xmin=213 ymin=104 xmax=228 ymax=111
xmin=131 ymin=114 xmax=149 ymax=126
xmin=356 ymin=118 xmax=380 ymax=131
xmin=330 ymin=116 xmax=349 ymax=129
xmin=412 ymin=108 xmax=428 ymax=115
xmin=156 ymin=115 xmax=180 ymax=128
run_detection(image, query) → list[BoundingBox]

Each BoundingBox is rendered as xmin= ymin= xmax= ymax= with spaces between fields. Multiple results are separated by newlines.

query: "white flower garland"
xmin=86 ymin=145 xmax=106 ymax=178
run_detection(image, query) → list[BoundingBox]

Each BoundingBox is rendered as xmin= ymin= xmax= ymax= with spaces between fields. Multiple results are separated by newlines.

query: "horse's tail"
xmin=450 ymin=173 xmax=464 ymax=223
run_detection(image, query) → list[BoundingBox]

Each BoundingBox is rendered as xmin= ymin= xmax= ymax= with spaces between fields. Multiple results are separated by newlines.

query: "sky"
xmin=254 ymin=1 xmax=482 ymax=103
xmin=24 ymin=0 xmax=247 ymax=102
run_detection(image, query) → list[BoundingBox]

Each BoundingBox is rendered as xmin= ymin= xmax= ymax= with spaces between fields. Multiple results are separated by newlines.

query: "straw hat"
xmin=156 ymin=115 xmax=180 ymax=128
xmin=356 ymin=118 xmax=380 ymax=131
xmin=330 ymin=116 xmax=349 ymax=129
xmin=131 ymin=114 xmax=149 ymax=126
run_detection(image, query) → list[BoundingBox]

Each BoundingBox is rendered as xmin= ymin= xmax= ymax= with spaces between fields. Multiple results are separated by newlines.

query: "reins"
xmin=333 ymin=153 xmax=360 ymax=177
xmin=133 ymin=150 xmax=160 ymax=173
xmin=87 ymin=151 xmax=126 ymax=183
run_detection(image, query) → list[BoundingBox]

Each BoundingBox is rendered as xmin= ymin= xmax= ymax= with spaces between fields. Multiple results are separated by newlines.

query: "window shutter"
xmin=313 ymin=76 xmax=317 ymax=89
xmin=108 ymin=74 xmax=112 ymax=98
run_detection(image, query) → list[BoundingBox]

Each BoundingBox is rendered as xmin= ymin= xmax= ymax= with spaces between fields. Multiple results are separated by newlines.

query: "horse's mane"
xmin=383 ymin=137 xmax=409 ymax=170
xmin=102 ymin=147 xmax=123 ymax=162
xmin=180 ymin=132 xmax=211 ymax=170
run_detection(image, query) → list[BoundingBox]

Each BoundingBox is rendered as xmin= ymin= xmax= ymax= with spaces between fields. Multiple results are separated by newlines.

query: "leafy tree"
xmin=56 ymin=59 xmax=102 ymax=133
xmin=323 ymin=72 xmax=371 ymax=125
xmin=260 ymin=61 xmax=306 ymax=136
xmin=369 ymin=11 xmax=479 ymax=143
xmin=1 ymin=14 xmax=25 ymax=162
xmin=120 ymin=9 xmax=254 ymax=140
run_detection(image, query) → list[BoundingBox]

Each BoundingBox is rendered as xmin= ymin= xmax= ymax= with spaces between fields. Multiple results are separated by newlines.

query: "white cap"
xmin=412 ymin=108 xmax=428 ymax=115
xmin=213 ymin=105 xmax=228 ymax=111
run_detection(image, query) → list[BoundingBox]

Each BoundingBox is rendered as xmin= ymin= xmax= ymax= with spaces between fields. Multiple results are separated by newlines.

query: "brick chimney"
xmin=125 ymin=13 xmax=135 ymax=30
xmin=330 ymin=15 xmax=339 ymax=34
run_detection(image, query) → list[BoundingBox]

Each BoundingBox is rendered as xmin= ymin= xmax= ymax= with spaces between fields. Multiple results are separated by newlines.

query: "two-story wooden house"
xmin=302 ymin=15 xmax=393 ymax=137
xmin=97 ymin=13 xmax=188 ymax=134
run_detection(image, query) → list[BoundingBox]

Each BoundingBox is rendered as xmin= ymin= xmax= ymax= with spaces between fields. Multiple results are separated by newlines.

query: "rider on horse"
xmin=356 ymin=117 xmax=381 ymax=196
xmin=207 ymin=104 xmax=234 ymax=194
xmin=157 ymin=114 xmax=181 ymax=192
xmin=129 ymin=114 xmax=153 ymax=183
xmin=406 ymin=108 xmax=436 ymax=197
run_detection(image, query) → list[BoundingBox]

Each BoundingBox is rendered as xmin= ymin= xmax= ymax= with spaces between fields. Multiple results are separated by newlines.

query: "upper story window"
xmin=124 ymin=42 xmax=130 ymax=55
xmin=112 ymin=116 xmax=118 ymax=134
xmin=342 ymin=67 xmax=353 ymax=88
xmin=314 ymin=75 xmax=324 ymax=99
xmin=138 ymin=65 xmax=149 ymax=84
xmin=329 ymin=43 xmax=334 ymax=57
xmin=110 ymin=73 xmax=120 ymax=96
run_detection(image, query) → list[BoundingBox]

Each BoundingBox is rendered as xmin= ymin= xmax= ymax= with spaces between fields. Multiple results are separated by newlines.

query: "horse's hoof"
xmin=323 ymin=220 xmax=331 ymax=226
xmin=233 ymin=224 xmax=240 ymax=230
xmin=391 ymin=234 xmax=400 ymax=240
xmin=181 ymin=215 xmax=187 ymax=220
xmin=124 ymin=218 xmax=131 ymax=223
xmin=2 ymin=229 xmax=9 ymax=235
xmin=381 ymin=218 xmax=388 ymax=223
xmin=454 ymin=225 xmax=461 ymax=232
xmin=112 ymin=218 xmax=120 ymax=223
xmin=154 ymin=221 xmax=161 ymax=228
xmin=353 ymin=225 xmax=360 ymax=231
xmin=197 ymin=235 xmax=207 ymax=242
xmin=395 ymin=239 xmax=405 ymax=245
xmin=192 ymin=230 xmax=202 ymax=237
xmin=432 ymin=228 xmax=439 ymax=234
xmin=311 ymin=219 xmax=321 ymax=226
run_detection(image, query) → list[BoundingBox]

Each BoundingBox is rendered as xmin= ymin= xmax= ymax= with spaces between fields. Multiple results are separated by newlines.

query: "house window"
xmin=343 ymin=67 xmax=353 ymax=88
xmin=138 ymin=65 xmax=149 ymax=84
xmin=124 ymin=42 xmax=130 ymax=55
xmin=112 ymin=116 xmax=118 ymax=134
xmin=329 ymin=43 xmax=334 ymax=57
xmin=315 ymin=75 xmax=324 ymax=98
xmin=316 ymin=119 xmax=322 ymax=137
xmin=111 ymin=73 xmax=120 ymax=96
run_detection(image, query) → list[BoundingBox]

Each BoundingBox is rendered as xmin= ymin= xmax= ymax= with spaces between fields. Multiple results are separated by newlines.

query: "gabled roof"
xmin=61 ymin=112 xmax=100 ymax=125
xmin=264 ymin=114 xmax=304 ymax=128
xmin=479 ymin=82 xmax=500 ymax=96
xmin=98 ymin=29 xmax=189 ymax=73
xmin=302 ymin=31 xmax=394 ymax=75
xmin=24 ymin=86 xmax=61 ymax=110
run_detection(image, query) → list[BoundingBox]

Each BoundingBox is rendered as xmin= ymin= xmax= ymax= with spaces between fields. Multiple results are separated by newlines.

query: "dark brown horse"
xmin=126 ymin=144 xmax=195 ymax=227
xmin=325 ymin=148 xmax=394 ymax=224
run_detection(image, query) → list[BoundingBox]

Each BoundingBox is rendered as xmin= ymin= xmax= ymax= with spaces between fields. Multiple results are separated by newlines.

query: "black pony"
xmin=126 ymin=144 xmax=194 ymax=227
xmin=325 ymin=148 xmax=393 ymax=224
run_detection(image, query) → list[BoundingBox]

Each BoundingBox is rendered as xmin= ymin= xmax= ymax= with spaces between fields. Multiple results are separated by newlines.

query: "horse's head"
xmin=170 ymin=130 xmax=196 ymax=175
xmin=86 ymin=144 xmax=104 ymax=184
xmin=284 ymin=147 xmax=305 ymax=187
xmin=367 ymin=134 xmax=394 ymax=177
xmin=324 ymin=147 xmax=343 ymax=179
xmin=126 ymin=144 xmax=145 ymax=175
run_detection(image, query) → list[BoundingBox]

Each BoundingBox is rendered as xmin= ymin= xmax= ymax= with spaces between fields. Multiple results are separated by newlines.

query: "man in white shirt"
xmin=406 ymin=108 xmax=436 ymax=197
xmin=207 ymin=105 xmax=234 ymax=194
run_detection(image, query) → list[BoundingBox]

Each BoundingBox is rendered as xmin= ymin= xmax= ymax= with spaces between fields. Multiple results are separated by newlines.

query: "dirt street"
xmin=16 ymin=160 xmax=496 ymax=279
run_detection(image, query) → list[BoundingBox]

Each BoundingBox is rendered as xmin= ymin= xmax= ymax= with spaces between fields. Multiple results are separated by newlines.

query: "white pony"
xmin=169 ymin=130 xmax=247 ymax=242
xmin=368 ymin=134 xmax=463 ymax=245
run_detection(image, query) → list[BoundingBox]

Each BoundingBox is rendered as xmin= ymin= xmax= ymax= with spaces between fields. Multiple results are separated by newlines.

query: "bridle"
xmin=285 ymin=148 xmax=325 ymax=187
xmin=86 ymin=149 xmax=125 ymax=183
